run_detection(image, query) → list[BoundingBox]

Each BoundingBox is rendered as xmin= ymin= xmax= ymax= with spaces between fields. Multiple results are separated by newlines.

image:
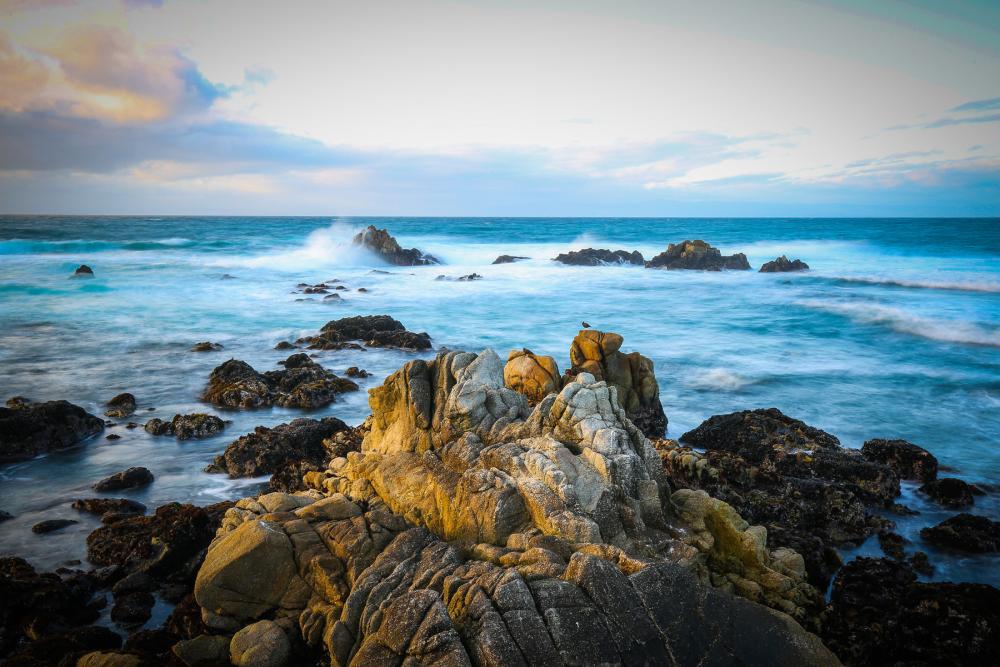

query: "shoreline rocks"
xmin=93 ymin=467 xmax=154 ymax=492
xmin=144 ymin=413 xmax=226 ymax=440
xmin=104 ymin=393 xmax=136 ymax=419
xmin=553 ymin=248 xmax=644 ymax=266
xmin=861 ymin=438 xmax=938 ymax=483
xmin=645 ymin=240 xmax=751 ymax=270
xmin=1 ymin=397 xmax=104 ymax=465
xmin=352 ymin=225 xmax=439 ymax=265
xmin=760 ymin=255 xmax=809 ymax=272
xmin=297 ymin=315 xmax=432 ymax=351
xmin=920 ymin=513 xmax=1000 ymax=553
xmin=202 ymin=354 xmax=358 ymax=410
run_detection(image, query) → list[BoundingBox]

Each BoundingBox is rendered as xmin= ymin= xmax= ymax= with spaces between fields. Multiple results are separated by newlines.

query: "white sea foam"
xmin=690 ymin=368 xmax=752 ymax=390
xmin=219 ymin=221 xmax=379 ymax=270
xmin=828 ymin=275 xmax=1000 ymax=294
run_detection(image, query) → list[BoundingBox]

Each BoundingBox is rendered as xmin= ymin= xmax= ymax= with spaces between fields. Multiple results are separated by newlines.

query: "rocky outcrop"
xmin=920 ymin=513 xmax=1000 ymax=553
xmin=645 ymin=240 xmax=751 ymax=270
xmin=0 ymin=398 xmax=104 ymax=464
xmin=73 ymin=264 xmax=94 ymax=277
xmin=72 ymin=498 xmax=146 ymax=524
xmin=352 ymin=225 xmax=439 ymax=266
xmin=861 ymin=438 xmax=937 ymax=483
xmin=192 ymin=492 xmax=838 ymax=666
xmin=93 ymin=467 xmax=154 ymax=492
xmin=919 ymin=477 xmax=981 ymax=508
xmin=144 ymin=413 xmax=226 ymax=440
xmin=820 ymin=557 xmax=1000 ymax=666
xmin=493 ymin=255 xmax=528 ymax=264
xmin=205 ymin=417 xmax=352 ymax=480
xmin=553 ymin=248 xmax=644 ymax=266
xmin=565 ymin=329 xmax=667 ymax=438
xmin=104 ymin=393 xmax=136 ymax=418
xmin=297 ymin=315 xmax=432 ymax=351
xmin=759 ymin=256 xmax=809 ymax=272
xmin=503 ymin=349 xmax=560 ymax=405
xmin=202 ymin=354 xmax=358 ymax=410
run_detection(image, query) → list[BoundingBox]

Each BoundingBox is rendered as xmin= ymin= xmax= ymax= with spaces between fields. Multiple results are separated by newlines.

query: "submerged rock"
xmin=93 ymin=467 xmax=154 ymax=492
xmin=645 ymin=239 xmax=751 ymax=270
xmin=190 ymin=341 xmax=223 ymax=352
xmin=31 ymin=518 xmax=78 ymax=534
xmin=861 ymin=438 xmax=938 ymax=483
xmin=566 ymin=329 xmax=667 ymax=438
xmin=104 ymin=393 xmax=136 ymax=419
xmin=205 ymin=417 xmax=351 ymax=479
xmin=759 ymin=255 xmax=809 ymax=272
xmin=73 ymin=498 xmax=146 ymax=523
xmin=144 ymin=413 xmax=226 ymax=440
xmin=0 ymin=398 xmax=104 ymax=464
xmin=202 ymin=355 xmax=358 ymax=410
xmin=297 ymin=315 xmax=432 ymax=351
xmin=920 ymin=513 xmax=1000 ymax=553
xmin=73 ymin=264 xmax=95 ymax=277
xmin=492 ymin=254 xmax=528 ymax=264
xmin=553 ymin=248 xmax=644 ymax=266
xmin=352 ymin=225 xmax=439 ymax=265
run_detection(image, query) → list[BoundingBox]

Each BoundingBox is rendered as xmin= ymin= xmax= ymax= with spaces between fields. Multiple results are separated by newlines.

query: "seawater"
xmin=1 ymin=216 xmax=998 ymax=586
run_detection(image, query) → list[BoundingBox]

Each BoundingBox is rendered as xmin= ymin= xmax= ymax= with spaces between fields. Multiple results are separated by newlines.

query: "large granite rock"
xmin=759 ymin=256 xmax=809 ymax=273
xmin=645 ymin=240 xmax=751 ymax=270
xmin=503 ymin=349 xmax=561 ymax=405
xmin=565 ymin=329 xmax=667 ymax=438
xmin=0 ymin=398 xmax=104 ymax=464
xmin=202 ymin=355 xmax=357 ymax=409
xmin=298 ymin=315 xmax=432 ymax=351
xmin=553 ymin=248 xmax=644 ymax=266
xmin=352 ymin=225 xmax=439 ymax=266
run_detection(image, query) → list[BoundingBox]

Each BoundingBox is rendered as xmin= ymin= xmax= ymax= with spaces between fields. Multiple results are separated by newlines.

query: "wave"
xmin=828 ymin=275 xmax=1000 ymax=294
xmin=0 ymin=237 xmax=199 ymax=255
xmin=220 ymin=221 xmax=380 ymax=271
xmin=796 ymin=299 xmax=1000 ymax=348
xmin=689 ymin=368 xmax=752 ymax=391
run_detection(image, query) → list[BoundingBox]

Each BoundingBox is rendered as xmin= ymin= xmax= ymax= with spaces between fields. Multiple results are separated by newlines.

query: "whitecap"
xmin=689 ymin=367 xmax=752 ymax=391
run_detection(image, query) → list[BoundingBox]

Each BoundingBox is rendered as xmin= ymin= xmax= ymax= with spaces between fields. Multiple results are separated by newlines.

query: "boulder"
xmin=352 ymin=225 xmax=439 ymax=265
xmin=230 ymin=620 xmax=291 ymax=667
xmin=205 ymin=417 xmax=351 ymax=479
xmin=492 ymin=255 xmax=528 ymax=264
xmin=31 ymin=518 xmax=78 ymax=534
xmin=920 ymin=513 xmax=1000 ymax=553
xmin=202 ymin=356 xmax=357 ymax=410
xmin=553 ymin=248 xmax=644 ymax=266
xmin=104 ymin=393 xmax=136 ymax=419
xmin=645 ymin=240 xmax=751 ymax=270
xmin=919 ymin=477 xmax=981 ymax=508
xmin=0 ymin=398 xmax=104 ymax=464
xmin=93 ymin=467 xmax=154 ymax=492
xmin=73 ymin=264 xmax=95 ymax=277
xmin=171 ymin=634 xmax=230 ymax=666
xmin=503 ymin=349 xmax=560 ymax=405
xmin=72 ymin=498 xmax=146 ymax=523
xmin=190 ymin=342 xmax=223 ymax=352
xmin=144 ymin=414 xmax=226 ymax=440
xmin=759 ymin=256 xmax=809 ymax=272
xmin=565 ymin=329 xmax=667 ymax=438
xmin=861 ymin=438 xmax=938 ymax=483
xmin=298 ymin=315 xmax=432 ymax=351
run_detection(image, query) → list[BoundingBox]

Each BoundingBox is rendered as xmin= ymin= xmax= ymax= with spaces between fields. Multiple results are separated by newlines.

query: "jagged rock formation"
xmin=566 ymin=329 xmax=667 ymax=438
xmin=202 ymin=354 xmax=358 ymax=409
xmin=645 ymin=240 xmax=751 ymax=270
xmin=553 ymin=248 xmax=644 ymax=266
xmin=759 ymin=256 xmax=809 ymax=272
xmin=0 ymin=397 xmax=104 ymax=464
xmin=297 ymin=315 xmax=432 ymax=351
xmin=144 ymin=413 xmax=226 ymax=439
xmin=503 ymin=349 xmax=560 ymax=405
xmin=352 ymin=225 xmax=439 ymax=266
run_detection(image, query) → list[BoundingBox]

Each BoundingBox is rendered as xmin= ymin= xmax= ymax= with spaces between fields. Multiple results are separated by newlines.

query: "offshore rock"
xmin=202 ymin=355 xmax=358 ymax=410
xmin=104 ymin=393 xmax=136 ymax=419
xmin=861 ymin=438 xmax=938 ymax=483
xmin=503 ymin=349 xmax=560 ymax=405
xmin=93 ymin=467 xmax=154 ymax=492
xmin=205 ymin=417 xmax=351 ymax=479
xmin=565 ymin=329 xmax=667 ymax=438
xmin=553 ymin=248 xmax=644 ymax=266
xmin=144 ymin=413 xmax=226 ymax=440
xmin=73 ymin=498 xmax=146 ymax=523
xmin=920 ymin=513 xmax=1000 ymax=553
xmin=0 ymin=398 xmax=104 ymax=464
xmin=759 ymin=256 xmax=809 ymax=272
xmin=73 ymin=264 xmax=95 ymax=277
xmin=919 ymin=477 xmax=981 ymax=508
xmin=299 ymin=315 xmax=432 ymax=351
xmin=352 ymin=225 xmax=439 ymax=266
xmin=645 ymin=239 xmax=751 ymax=270
xmin=190 ymin=341 xmax=223 ymax=352
xmin=492 ymin=255 xmax=528 ymax=264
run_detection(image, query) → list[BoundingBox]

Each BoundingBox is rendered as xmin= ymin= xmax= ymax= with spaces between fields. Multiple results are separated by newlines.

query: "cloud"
xmin=952 ymin=97 xmax=1000 ymax=112
xmin=926 ymin=112 xmax=1000 ymax=129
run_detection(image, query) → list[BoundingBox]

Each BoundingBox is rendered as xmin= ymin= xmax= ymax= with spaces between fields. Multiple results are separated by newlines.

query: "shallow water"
xmin=1 ymin=216 xmax=998 ymax=587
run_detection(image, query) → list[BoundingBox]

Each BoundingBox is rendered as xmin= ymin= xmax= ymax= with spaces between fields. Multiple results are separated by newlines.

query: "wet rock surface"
xmin=73 ymin=498 xmax=147 ymax=523
xmin=920 ymin=513 xmax=1000 ymax=553
xmin=297 ymin=314 xmax=432 ymax=351
xmin=919 ymin=477 xmax=981 ymax=508
xmin=645 ymin=239 xmax=751 ymax=270
xmin=553 ymin=248 xmax=644 ymax=266
xmin=31 ymin=518 xmax=78 ymax=534
xmin=759 ymin=255 xmax=809 ymax=272
xmin=190 ymin=341 xmax=223 ymax=352
xmin=861 ymin=438 xmax=938 ymax=483
xmin=0 ymin=398 xmax=104 ymax=464
xmin=104 ymin=393 xmax=136 ymax=419
xmin=93 ymin=467 xmax=154 ymax=492
xmin=352 ymin=225 xmax=439 ymax=265
xmin=144 ymin=413 xmax=226 ymax=439
xmin=73 ymin=264 xmax=95 ymax=277
xmin=493 ymin=254 xmax=528 ymax=264
xmin=202 ymin=354 xmax=358 ymax=409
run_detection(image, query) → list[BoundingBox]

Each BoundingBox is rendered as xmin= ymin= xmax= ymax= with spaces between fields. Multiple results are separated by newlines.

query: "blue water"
xmin=1 ymin=216 xmax=998 ymax=587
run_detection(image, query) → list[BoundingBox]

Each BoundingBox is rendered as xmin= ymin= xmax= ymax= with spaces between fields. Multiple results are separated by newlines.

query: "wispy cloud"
xmin=952 ymin=97 xmax=1000 ymax=113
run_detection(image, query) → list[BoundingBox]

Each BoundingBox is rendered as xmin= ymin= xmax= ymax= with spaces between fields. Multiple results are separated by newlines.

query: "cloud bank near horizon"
xmin=0 ymin=0 xmax=998 ymax=216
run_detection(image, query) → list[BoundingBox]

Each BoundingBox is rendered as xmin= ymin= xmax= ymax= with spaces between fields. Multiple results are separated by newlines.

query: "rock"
xmin=322 ymin=293 xmax=342 ymax=301
xmin=32 ymin=519 xmax=79 ymax=534
xmin=202 ymin=356 xmax=357 ymax=410
xmin=919 ymin=477 xmax=981 ymax=507
xmin=230 ymin=620 xmax=291 ymax=667
xmin=205 ymin=417 xmax=351 ymax=479
xmin=861 ymin=438 xmax=938 ymax=483
xmin=759 ymin=256 xmax=809 ymax=272
xmin=645 ymin=240 xmax=750 ymax=270
xmin=352 ymin=225 xmax=439 ymax=265
xmin=821 ymin=557 xmax=1000 ymax=666
xmin=93 ymin=467 xmax=154 ymax=492
xmin=144 ymin=414 xmax=226 ymax=440
xmin=172 ymin=634 xmax=230 ymax=666
xmin=0 ymin=398 xmax=104 ymax=465
xmin=553 ymin=248 xmax=644 ymax=266
xmin=878 ymin=531 xmax=906 ymax=560
xmin=73 ymin=264 xmax=95 ymax=277
xmin=458 ymin=272 xmax=482 ymax=281
xmin=920 ymin=513 xmax=1000 ymax=553
xmin=76 ymin=651 xmax=142 ymax=667
xmin=104 ymin=393 xmax=136 ymax=419
xmin=0 ymin=510 xmax=12 ymax=522
xmin=106 ymin=434 xmax=121 ymax=441
xmin=298 ymin=315 xmax=432 ymax=351
xmin=190 ymin=342 xmax=223 ymax=352
xmin=565 ymin=329 xmax=667 ymax=438
xmin=72 ymin=498 xmax=146 ymax=522
xmin=345 ymin=366 xmax=369 ymax=378
xmin=273 ymin=341 xmax=295 ymax=350
xmin=493 ymin=255 xmax=528 ymax=264
xmin=356 ymin=287 xmax=369 ymax=292
xmin=110 ymin=591 xmax=155 ymax=625
xmin=503 ymin=348 xmax=561 ymax=405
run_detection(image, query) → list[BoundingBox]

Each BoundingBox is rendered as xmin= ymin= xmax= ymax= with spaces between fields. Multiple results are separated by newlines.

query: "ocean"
xmin=1 ymin=216 xmax=998 ymax=587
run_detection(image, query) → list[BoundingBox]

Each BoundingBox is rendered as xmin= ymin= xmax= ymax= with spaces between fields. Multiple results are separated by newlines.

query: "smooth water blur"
xmin=1 ymin=216 xmax=998 ymax=585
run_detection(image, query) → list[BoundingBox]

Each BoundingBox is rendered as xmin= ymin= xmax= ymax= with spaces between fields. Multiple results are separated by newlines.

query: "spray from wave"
xmin=796 ymin=299 xmax=1000 ymax=348
xmin=689 ymin=368 xmax=752 ymax=391
xmin=220 ymin=221 xmax=379 ymax=271
xmin=828 ymin=275 xmax=1000 ymax=294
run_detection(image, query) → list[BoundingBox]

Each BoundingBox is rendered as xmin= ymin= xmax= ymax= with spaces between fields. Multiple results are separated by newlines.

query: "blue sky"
xmin=0 ymin=0 xmax=998 ymax=216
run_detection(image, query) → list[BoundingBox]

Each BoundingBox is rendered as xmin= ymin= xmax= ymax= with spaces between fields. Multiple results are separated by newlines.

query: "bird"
xmin=581 ymin=321 xmax=591 ymax=328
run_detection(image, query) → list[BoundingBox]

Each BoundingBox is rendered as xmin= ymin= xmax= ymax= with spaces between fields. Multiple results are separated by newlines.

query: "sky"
xmin=0 ymin=0 xmax=998 ymax=216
